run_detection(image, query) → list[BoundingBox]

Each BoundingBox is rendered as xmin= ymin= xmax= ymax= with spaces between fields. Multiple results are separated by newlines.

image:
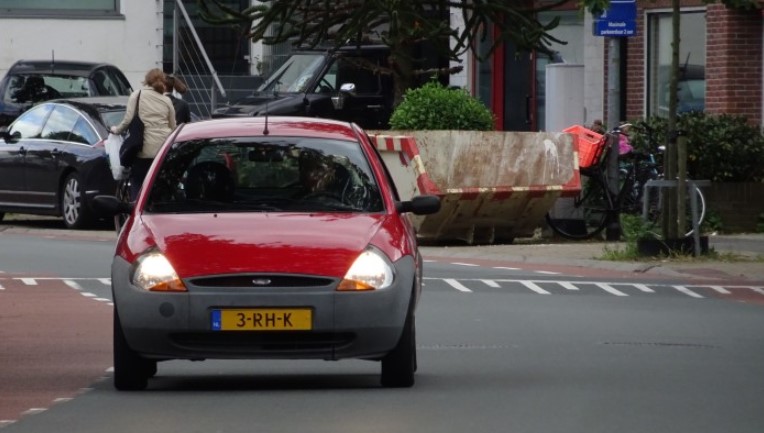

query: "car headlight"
xmin=337 ymin=248 xmax=394 ymax=291
xmin=132 ymin=252 xmax=187 ymax=292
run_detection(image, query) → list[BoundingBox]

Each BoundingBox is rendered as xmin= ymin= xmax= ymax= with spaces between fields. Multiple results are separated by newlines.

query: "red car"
xmin=95 ymin=116 xmax=440 ymax=390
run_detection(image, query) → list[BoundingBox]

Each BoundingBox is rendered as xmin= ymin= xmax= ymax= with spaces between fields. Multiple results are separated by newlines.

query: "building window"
xmin=646 ymin=10 xmax=706 ymax=117
xmin=0 ymin=0 xmax=118 ymax=17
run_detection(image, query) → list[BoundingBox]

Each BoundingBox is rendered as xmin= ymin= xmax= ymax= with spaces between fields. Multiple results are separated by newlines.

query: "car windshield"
xmin=256 ymin=54 xmax=326 ymax=94
xmin=7 ymin=74 xmax=90 ymax=103
xmin=145 ymin=136 xmax=384 ymax=214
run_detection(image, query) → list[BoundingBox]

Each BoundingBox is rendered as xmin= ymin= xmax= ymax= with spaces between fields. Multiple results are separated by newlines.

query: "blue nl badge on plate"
xmin=211 ymin=310 xmax=222 ymax=331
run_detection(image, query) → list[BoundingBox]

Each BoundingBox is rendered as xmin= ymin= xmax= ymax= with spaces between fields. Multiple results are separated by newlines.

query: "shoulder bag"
xmin=119 ymin=91 xmax=145 ymax=167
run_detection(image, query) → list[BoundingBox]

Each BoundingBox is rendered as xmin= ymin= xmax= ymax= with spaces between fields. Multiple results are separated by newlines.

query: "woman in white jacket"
xmin=111 ymin=68 xmax=176 ymax=199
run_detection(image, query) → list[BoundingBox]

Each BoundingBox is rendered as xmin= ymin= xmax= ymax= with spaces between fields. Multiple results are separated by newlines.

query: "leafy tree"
xmin=197 ymin=0 xmax=611 ymax=105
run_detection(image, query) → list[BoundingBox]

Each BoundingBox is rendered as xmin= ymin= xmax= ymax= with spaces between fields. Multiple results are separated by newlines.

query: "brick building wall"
xmin=620 ymin=2 xmax=762 ymax=125
xmin=705 ymin=4 xmax=762 ymax=121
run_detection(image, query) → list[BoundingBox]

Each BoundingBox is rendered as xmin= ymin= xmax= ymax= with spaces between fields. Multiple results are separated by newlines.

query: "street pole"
xmin=605 ymin=37 xmax=621 ymax=241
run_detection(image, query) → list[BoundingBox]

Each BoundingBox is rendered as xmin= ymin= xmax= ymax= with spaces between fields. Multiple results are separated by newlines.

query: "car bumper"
xmin=111 ymin=255 xmax=416 ymax=361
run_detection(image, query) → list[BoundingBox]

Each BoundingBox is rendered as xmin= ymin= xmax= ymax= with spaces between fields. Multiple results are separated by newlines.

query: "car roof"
xmin=8 ymin=60 xmax=118 ymax=77
xmin=43 ymin=97 xmax=129 ymax=122
xmin=174 ymin=116 xmax=361 ymax=142
xmin=58 ymin=96 xmax=130 ymax=109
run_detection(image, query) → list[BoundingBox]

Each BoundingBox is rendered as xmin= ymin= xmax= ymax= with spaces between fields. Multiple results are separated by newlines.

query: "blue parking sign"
xmin=593 ymin=0 xmax=637 ymax=37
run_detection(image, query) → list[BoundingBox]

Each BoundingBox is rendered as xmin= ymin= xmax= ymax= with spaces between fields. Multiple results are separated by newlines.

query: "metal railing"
xmin=170 ymin=0 xmax=226 ymax=119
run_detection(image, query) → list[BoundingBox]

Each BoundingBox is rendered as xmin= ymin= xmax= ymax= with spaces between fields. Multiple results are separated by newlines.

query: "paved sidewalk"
xmin=420 ymin=234 xmax=764 ymax=282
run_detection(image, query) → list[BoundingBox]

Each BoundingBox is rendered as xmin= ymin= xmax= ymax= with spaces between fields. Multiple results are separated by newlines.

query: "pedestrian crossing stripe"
xmin=423 ymin=277 xmax=764 ymax=298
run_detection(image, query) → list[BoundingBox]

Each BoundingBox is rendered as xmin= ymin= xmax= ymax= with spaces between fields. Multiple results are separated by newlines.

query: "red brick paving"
xmin=0 ymin=278 xmax=113 ymax=422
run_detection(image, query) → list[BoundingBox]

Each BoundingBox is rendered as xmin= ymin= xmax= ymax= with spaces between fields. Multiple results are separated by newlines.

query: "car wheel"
xmin=380 ymin=313 xmax=416 ymax=388
xmin=61 ymin=172 xmax=92 ymax=229
xmin=113 ymin=309 xmax=150 ymax=391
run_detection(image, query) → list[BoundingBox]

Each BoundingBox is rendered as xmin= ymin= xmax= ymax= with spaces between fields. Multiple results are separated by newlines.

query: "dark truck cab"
xmin=212 ymin=45 xmax=394 ymax=129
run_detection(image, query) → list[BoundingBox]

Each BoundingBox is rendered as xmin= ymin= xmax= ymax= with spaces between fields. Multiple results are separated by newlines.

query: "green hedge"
xmin=389 ymin=80 xmax=495 ymax=131
xmin=628 ymin=112 xmax=764 ymax=182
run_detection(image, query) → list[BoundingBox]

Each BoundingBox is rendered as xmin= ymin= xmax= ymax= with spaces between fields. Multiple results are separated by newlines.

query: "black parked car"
xmin=0 ymin=60 xmax=133 ymax=127
xmin=212 ymin=45 xmax=394 ymax=129
xmin=0 ymin=97 xmax=128 ymax=228
xmin=212 ymin=45 xmax=403 ymax=129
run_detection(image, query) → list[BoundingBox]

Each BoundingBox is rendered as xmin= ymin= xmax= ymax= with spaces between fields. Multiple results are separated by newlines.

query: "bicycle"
xmin=114 ymin=169 xmax=132 ymax=234
xmin=545 ymin=123 xmax=706 ymax=240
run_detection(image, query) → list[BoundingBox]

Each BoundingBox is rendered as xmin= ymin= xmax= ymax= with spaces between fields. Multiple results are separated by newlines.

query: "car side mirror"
xmin=396 ymin=195 xmax=441 ymax=215
xmin=331 ymin=83 xmax=356 ymax=110
xmin=0 ymin=127 xmax=20 ymax=143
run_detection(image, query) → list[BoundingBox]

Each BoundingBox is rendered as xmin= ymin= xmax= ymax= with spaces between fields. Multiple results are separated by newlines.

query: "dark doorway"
xmin=502 ymin=42 xmax=534 ymax=131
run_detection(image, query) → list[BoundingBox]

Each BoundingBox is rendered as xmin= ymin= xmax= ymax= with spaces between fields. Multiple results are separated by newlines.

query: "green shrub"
xmin=629 ymin=112 xmax=764 ymax=182
xmin=389 ymin=80 xmax=495 ymax=131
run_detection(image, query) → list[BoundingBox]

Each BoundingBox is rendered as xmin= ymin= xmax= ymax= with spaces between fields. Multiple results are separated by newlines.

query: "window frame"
xmin=0 ymin=1 xmax=121 ymax=19
xmin=644 ymin=7 xmax=707 ymax=118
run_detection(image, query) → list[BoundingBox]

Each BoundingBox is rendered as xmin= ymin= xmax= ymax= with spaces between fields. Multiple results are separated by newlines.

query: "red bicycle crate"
xmin=563 ymin=125 xmax=605 ymax=169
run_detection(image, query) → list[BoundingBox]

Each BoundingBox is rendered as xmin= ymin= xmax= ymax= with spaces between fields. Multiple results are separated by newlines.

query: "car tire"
xmin=380 ymin=313 xmax=416 ymax=388
xmin=61 ymin=172 xmax=92 ymax=229
xmin=113 ymin=309 xmax=150 ymax=391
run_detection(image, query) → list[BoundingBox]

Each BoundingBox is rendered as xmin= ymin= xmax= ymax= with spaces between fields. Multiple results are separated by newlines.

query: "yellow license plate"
xmin=211 ymin=308 xmax=312 ymax=331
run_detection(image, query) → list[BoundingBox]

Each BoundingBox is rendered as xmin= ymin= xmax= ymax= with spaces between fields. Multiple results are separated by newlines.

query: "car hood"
xmin=140 ymin=212 xmax=388 ymax=278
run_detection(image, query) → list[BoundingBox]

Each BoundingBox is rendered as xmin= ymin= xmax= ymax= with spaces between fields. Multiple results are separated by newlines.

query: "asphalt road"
xmin=2 ymin=225 xmax=764 ymax=433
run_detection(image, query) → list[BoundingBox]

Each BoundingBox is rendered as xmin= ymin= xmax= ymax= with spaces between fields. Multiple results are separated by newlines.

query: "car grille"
xmin=170 ymin=331 xmax=355 ymax=354
xmin=190 ymin=275 xmax=335 ymax=288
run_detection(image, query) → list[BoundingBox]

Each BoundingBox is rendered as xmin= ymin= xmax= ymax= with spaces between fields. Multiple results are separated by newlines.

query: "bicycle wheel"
xmin=114 ymin=175 xmax=131 ymax=234
xmin=645 ymin=184 xmax=706 ymax=238
xmin=546 ymin=175 xmax=610 ymax=240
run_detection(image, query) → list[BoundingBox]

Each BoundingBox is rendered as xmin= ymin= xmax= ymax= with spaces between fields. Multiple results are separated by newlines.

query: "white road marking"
xmin=80 ymin=292 xmax=97 ymax=298
xmin=64 ymin=279 xmax=85 ymax=291
xmin=708 ymin=285 xmax=731 ymax=294
xmin=534 ymin=270 xmax=560 ymax=275
xmin=558 ymin=281 xmax=580 ymax=291
xmin=21 ymin=408 xmax=46 ymax=416
xmin=98 ymin=278 xmax=111 ymax=285
xmin=480 ymin=279 xmax=501 ymax=288
xmin=633 ymin=284 xmax=655 ymax=293
xmin=673 ymin=285 xmax=704 ymax=298
xmin=595 ymin=283 xmax=629 ymax=296
xmin=493 ymin=266 xmax=520 ymax=271
xmin=444 ymin=278 xmax=472 ymax=293
xmin=519 ymin=280 xmax=551 ymax=295
xmin=451 ymin=262 xmax=480 ymax=267
xmin=20 ymin=278 xmax=37 ymax=285
xmin=422 ymin=277 xmax=764 ymax=295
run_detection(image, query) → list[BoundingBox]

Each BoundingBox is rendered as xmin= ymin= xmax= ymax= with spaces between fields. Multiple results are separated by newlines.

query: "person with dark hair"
xmin=111 ymin=68 xmax=176 ymax=199
xmin=164 ymin=74 xmax=191 ymax=124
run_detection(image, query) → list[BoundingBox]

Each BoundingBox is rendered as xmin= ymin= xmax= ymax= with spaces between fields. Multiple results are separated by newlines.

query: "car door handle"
xmin=51 ymin=149 xmax=62 ymax=157
xmin=18 ymin=146 xmax=27 ymax=155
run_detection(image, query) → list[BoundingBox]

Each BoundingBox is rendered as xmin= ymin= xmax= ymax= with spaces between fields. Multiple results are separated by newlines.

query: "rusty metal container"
xmin=369 ymin=131 xmax=581 ymax=244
